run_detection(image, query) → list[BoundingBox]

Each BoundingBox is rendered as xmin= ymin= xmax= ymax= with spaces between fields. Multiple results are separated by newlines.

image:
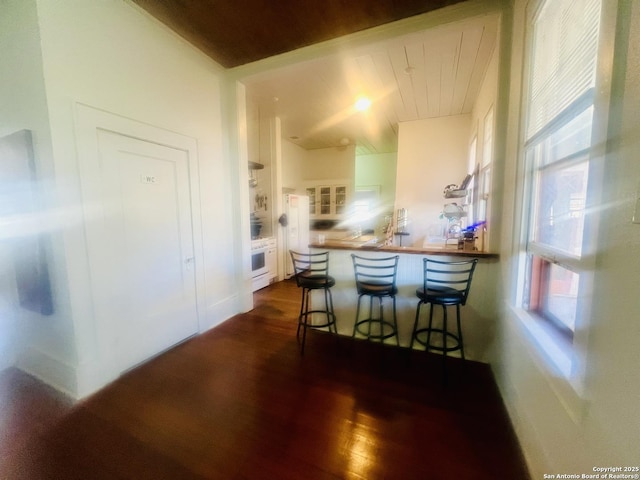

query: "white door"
xmin=95 ymin=130 xmax=198 ymax=372
xmin=284 ymin=194 xmax=309 ymax=277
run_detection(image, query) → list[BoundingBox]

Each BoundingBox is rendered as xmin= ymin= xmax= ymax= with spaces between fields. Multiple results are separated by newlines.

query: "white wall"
xmin=354 ymin=152 xmax=397 ymax=233
xmin=0 ymin=0 xmax=56 ymax=372
xmin=280 ymin=140 xmax=356 ymax=194
xmin=281 ymin=139 xmax=307 ymax=193
xmin=301 ymin=145 xmax=356 ymax=185
xmin=494 ymin=0 xmax=640 ymax=475
xmin=1 ymin=0 xmax=239 ymax=398
xmin=355 ymin=152 xmax=397 ymax=211
xmin=395 ymin=115 xmax=471 ymax=246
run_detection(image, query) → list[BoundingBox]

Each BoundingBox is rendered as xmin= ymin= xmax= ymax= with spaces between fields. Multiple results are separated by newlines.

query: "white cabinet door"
xmin=318 ymin=185 xmax=332 ymax=216
xmin=307 ymin=184 xmax=348 ymax=219
xmin=334 ymin=185 xmax=347 ymax=216
xmin=305 ymin=187 xmax=317 ymax=216
xmin=266 ymin=238 xmax=277 ymax=281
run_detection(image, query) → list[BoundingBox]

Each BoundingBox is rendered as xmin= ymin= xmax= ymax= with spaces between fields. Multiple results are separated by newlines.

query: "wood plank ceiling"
xmin=243 ymin=16 xmax=499 ymax=154
xmin=131 ymin=0 xmax=499 ymax=155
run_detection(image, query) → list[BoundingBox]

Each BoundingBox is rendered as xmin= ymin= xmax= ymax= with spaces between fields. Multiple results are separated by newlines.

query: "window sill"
xmin=509 ymin=305 xmax=587 ymax=424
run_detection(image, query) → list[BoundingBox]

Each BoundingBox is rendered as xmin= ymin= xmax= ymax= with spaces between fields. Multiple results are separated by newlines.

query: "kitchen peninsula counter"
xmin=304 ymin=242 xmax=499 ymax=362
xmin=309 ymin=239 xmax=499 ymax=259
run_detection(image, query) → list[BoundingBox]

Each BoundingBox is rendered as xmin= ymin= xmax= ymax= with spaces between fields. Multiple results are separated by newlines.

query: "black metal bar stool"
xmin=289 ymin=250 xmax=338 ymax=354
xmin=351 ymin=254 xmax=400 ymax=345
xmin=410 ymin=257 xmax=478 ymax=380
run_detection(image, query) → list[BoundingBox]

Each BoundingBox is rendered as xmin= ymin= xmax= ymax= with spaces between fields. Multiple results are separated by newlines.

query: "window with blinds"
xmin=521 ymin=0 xmax=603 ymax=341
xmin=526 ymin=0 xmax=602 ymax=140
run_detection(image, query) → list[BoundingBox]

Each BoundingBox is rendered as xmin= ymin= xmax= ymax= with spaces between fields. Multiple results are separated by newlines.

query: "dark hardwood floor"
xmin=0 ymin=279 xmax=530 ymax=479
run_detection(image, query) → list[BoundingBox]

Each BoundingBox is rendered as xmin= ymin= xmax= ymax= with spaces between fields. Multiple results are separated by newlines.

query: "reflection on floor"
xmin=0 ymin=279 xmax=530 ymax=479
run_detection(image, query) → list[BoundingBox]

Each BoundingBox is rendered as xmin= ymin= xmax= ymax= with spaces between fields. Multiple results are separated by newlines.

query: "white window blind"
xmin=526 ymin=0 xmax=602 ymax=139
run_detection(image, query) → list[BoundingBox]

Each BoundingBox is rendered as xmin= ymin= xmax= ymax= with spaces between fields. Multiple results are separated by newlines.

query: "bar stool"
xmin=351 ymin=254 xmax=400 ymax=345
xmin=289 ymin=250 xmax=338 ymax=354
xmin=410 ymin=257 xmax=478 ymax=380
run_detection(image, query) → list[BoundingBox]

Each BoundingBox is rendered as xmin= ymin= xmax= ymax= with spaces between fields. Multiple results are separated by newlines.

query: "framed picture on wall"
xmin=1 ymin=129 xmax=53 ymax=316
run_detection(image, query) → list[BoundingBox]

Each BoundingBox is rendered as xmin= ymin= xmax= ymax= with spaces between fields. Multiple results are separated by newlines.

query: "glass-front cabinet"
xmin=306 ymin=183 xmax=349 ymax=219
xmin=320 ymin=186 xmax=331 ymax=215
xmin=305 ymin=187 xmax=317 ymax=215
xmin=335 ymin=186 xmax=346 ymax=215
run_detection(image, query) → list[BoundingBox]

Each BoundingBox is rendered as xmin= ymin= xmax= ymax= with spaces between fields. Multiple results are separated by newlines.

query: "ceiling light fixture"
xmin=355 ymin=97 xmax=371 ymax=112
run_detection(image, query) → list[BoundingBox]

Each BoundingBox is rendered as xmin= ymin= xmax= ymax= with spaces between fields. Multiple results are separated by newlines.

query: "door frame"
xmin=74 ymin=103 xmax=206 ymax=384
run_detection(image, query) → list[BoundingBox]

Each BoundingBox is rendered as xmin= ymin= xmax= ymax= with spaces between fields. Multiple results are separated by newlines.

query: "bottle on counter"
xmin=477 ymin=225 xmax=486 ymax=252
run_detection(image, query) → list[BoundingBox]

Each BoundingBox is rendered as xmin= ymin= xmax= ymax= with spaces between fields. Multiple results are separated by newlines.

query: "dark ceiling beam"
xmin=131 ymin=0 xmax=467 ymax=67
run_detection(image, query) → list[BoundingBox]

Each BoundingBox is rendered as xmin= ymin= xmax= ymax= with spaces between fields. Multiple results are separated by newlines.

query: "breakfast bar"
xmin=307 ymin=239 xmax=499 ymax=363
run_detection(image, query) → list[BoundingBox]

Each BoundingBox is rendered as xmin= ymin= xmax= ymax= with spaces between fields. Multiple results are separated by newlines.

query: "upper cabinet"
xmin=306 ymin=183 xmax=349 ymax=219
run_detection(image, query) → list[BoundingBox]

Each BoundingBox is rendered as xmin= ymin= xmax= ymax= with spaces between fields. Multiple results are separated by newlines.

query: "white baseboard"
xmin=200 ymin=293 xmax=242 ymax=332
xmin=15 ymin=294 xmax=248 ymax=400
xmin=17 ymin=346 xmax=78 ymax=399
xmin=0 ymin=345 xmax=16 ymax=372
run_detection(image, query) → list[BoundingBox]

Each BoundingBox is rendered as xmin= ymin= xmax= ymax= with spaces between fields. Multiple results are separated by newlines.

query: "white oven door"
xmin=251 ymin=248 xmax=268 ymax=278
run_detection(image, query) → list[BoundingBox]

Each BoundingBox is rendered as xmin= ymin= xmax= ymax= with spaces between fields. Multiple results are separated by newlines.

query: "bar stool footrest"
xmin=353 ymin=318 xmax=398 ymax=340
xmin=299 ymin=310 xmax=337 ymax=330
xmin=412 ymin=327 xmax=461 ymax=353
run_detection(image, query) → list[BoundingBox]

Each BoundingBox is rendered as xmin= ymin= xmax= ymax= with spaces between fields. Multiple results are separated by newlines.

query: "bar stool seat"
xmin=290 ymin=250 xmax=338 ymax=354
xmin=351 ymin=254 xmax=400 ymax=345
xmin=410 ymin=257 xmax=478 ymax=380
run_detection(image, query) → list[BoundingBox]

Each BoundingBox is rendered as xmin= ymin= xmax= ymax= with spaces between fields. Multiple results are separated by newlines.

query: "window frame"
xmin=513 ymin=0 xmax=614 ymax=407
xmin=521 ymin=91 xmax=596 ymax=340
xmin=467 ymin=135 xmax=478 ymax=225
xmin=478 ymin=106 xmax=494 ymax=227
